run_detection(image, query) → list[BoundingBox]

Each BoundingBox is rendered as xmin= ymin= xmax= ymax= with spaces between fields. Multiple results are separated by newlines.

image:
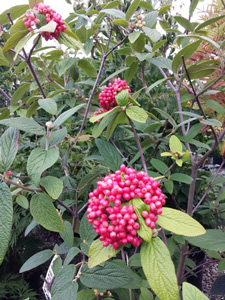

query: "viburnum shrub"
xmin=87 ymin=164 xmax=166 ymax=249
xmin=23 ymin=2 xmax=66 ymax=40
xmin=98 ymin=78 xmax=131 ymax=111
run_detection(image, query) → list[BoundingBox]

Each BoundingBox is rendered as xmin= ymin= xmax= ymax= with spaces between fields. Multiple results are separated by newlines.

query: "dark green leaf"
xmin=58 ymin=58 xmax=75 ymax=76
xmin=152 ymin=39 xmax=167 ymax=51
xmin=150 ymin=158 xmax=169 ymax=175
xmin=11 ymin=83 xmax=30 ymax=105
xmin=95 ymin=139 xmax=123 ymax=172
xmin=38 ymin=98 xmax=57 ymax=115
xmin=40 ymin=127 xmax=67 ymax=149
xmin=174 ymin=16 xmax=195 ymax=31
xmin=0 ymin=183 xmax=13 ymax=266
xmin=0 ymin=127 xmax=19 ymax=170
xmin=170 ymin=173 xmax=193 ymax=184
xmin=53 ymin=104 xmax=86 ymax=128
xmin=76 ymin=290 xmax=96 ymax=300
xmin=80 ymin=212 xmax=97 ymax=244
xmin=78 ymin=59 xmax=97 ymax=77
xmin=40 ymin=176 xmax=63 ymax=199
xmin=148 ymin=57 xmax=172 ymax=70
xmin=3 ymin=30 xmax=29 ymax=52
xmin=16 ymin=195 xmax=29 ymax=210
xmin=19 ymin=249 xmax=53 ymax=273
xmin=124 ymin=62 xmax=138 ymax=84
xmin=126 ymin=0 xmax=140 ymax=20
xmin=115 ymin=89 xmax=129 ymax=106
xmin=0 ymin=117 xmax=45 ymax=135
xmin=30 ymin=193 xmax=64 ymax=232
xmin=60 ymin=221 xmax=74 ymax=247
xmin=64 ymin=247 xmax=80 ymax=266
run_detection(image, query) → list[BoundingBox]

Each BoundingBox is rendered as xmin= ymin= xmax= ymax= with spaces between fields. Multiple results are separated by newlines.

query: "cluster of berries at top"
xmin=23 ymin=3 xmax=66 ymax=41
xmin=87 ymin=164 xmax=166 ymax=250
xmin=130 ymin=15 xmax=146 ymax=28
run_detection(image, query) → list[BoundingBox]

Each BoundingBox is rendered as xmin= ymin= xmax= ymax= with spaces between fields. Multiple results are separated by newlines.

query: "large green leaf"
xmin=140 ymin=237 xmax=179 ymax=300
xmin=53 ymin=104 xmax=85 ymax=128
xmin=78 ymin=59 xmax=97 ymax=78
xmin=95 ymin=139 xmax=123 ymax=172
xmin=0 ymin=49 xmax=9 ymax=66
xmin=27 ymin=148 xmax=59 ymax=186
xmin=150 ymin=158 xmax=169 ymax=175
xmin=126 ymin=106 xmax=148 ymax=123
xmin=30 ymin=193 xmax=65 ymax=232
xmin=11 ymin=83 xmax=30 ymax=106
xmin=174 ymin=16 xmax=195 ymax=31
xmin=182 ymin=282 xmax=209 ymax=300
xmin=148 ymin=57 xmax=172 ymax=70
xmin=3 ymin=30 xmax=29 ymax=52
xmin=0 ymin=183 xmax=13 ymax=266
xmin=0 ymin=117 xmax=45 ymax=135
xmin=88 ymin=239 xmax=121 ymax=268
xmin=19 ymin=249 xmax=53 ymax=273
xmin=170 ymin=173 xmax=193 ymax=184
xmin=115 ymin=89 xmax=130 ymax=106
xmin=0 ymin=127 xmax=19 ymax=170
xmin=16 ymin=195 xmax=29 ymax=210
xmin=0 ymin=5 xmax=29 ymax=25
xmin=143 ymin=27 xmax=161 ymax=43
xmin=40 ymin=127 xmax=67 ymax=149
xmin=38 ymin=98 xmax=57 ymax=115
xmin=186 ymin=229 xmax=225 ymax=251
xmin=144 ymin=11 xmax=158 ymax=28
xmin=64 ymin=247 xmax=80 ymax=266
xmin=40 ymin=176 xmax=63 ymax=199
xmin=132 ymin=198 xmax=152 ymax=242
xmin=126 ymin=0 xmax=140 ymax=20
xmin=60 ymin=221 xmax=74 ymax=247
xmin=101 ymin=9 xmax=126 ymax=20
xmin=169 ymin=135 xmax=183 ymax=153
xmin=156 ymin=208 xmax=206 ymax=236
xmin=172 ymin=40 xmax=201 ymax=73
xmin=51 ymin=265 xmax=78 ymax=300
xmin=195 ymin=15 xmax=225 ymax=32
xmin=80 ymin=261 xmax=133 ymax=289
xmin=76 ymin=290 xmax=96 ymax=300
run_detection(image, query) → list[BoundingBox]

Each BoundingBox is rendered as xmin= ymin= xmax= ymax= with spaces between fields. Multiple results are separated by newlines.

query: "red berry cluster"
xmin=87 ymin=164 xmax=166 ymax=249
xmin=23 ymin=3 xmax=66 ymax=40
xmin=98 ymin=78 xmax=131 ymax=112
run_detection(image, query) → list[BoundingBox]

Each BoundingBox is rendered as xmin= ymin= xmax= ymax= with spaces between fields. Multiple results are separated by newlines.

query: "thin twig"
xmin=110 ymin=138 xmax=128 ymax=163
xmin=0 ymin=88 xmax=11 ymax=101
xmin=221 ymin=0 xmax=225 ymax=9
xmin=56 ymin=199 xmax=76 ymax=216
xmin=159 ymin=160 xmax=176 ymax=183
xmin=1 ymin=174 xmax=42 ymax=192
xmin=28 ymin=34 xmax=41 ymax=61
xmin=127 ymin=116 xmax=148 ymax=174
xmin=192 ymin=160 xmax=225 ymax=214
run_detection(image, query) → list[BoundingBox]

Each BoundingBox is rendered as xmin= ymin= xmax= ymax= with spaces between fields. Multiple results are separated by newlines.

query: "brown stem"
xmin=110 ymin=138 xmax=128 ymax=163
xmin=56 ymin=199 xmax=76 ymax=216
xmin=159 ymin=160 xmax=176 ymax=183
xmin=127 ymin=116 xmax=148 ymax=174
xmin=2 ymin=175 xmax=42 ymax=192
xmin=0 ymin=88 xmax=11 ymax=101
xmin=221 ymin=0 xmax=225 ymax=9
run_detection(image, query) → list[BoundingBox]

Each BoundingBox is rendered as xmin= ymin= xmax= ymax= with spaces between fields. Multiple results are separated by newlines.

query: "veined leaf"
xmin=169 ymin=135 xmax=183 ymax=153
xmin=0 ymin=127 xmax=19 ymax=170
xmin=20 ymin=249 xmax=53 ymax=273
xmin=0 ymin=117 xmax=45 ymax=135
xmin=53 ymin=104 xmax=86 ymax=128
xmin=183 ymin=282 xmax=209 ymax=300
xmin=126 ymin=0 xmax=140 ymax=20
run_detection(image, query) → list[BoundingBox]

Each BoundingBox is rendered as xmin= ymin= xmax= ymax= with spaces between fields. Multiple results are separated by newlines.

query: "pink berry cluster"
xmin=130 ymin=15 xmax=146 ymax=28
xmin=23 ymin=3 xmax=66 ymax=40
xmin=87 ymin=164 xmax=166 ymax=249
xmin=98 ymin=78 xmax=131 ymax=112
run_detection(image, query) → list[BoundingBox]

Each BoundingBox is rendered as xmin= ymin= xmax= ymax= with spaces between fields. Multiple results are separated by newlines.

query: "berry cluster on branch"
xmin=87 ymin=164 xmax=166 ymax=249
xmin=23 ymin=2 xmax=66 ymax=40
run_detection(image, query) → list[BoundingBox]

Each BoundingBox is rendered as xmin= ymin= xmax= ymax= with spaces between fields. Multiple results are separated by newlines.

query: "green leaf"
xmin=60 ymin=221 xmax=74 ymax=247
xmin=0 ymin=127 xmax=19 ymax=170
xmin=148 ymin=57 xmax=172 ymax=70
xmin=0 ymin=117 xmax=45 ymax=135
xmin=164 ymin=179 xmax=174 ymax=194
xmin=144 ymin=11 xmax=158 ymax=28
xmin=152 ymin=39 xmax=167 ymax=51
xmin=27 ymin=148 xmax=59 ymax=186
xmin=38 ymin=98 xmax=57 ymax=115
xmin=14 ymin=33 xmax=32 ymax=60
xmin=151 ymin=158 xmax=169 ymax=175
xmin=101 ymin=9 xmax=126 ymax=20
xmin=169 ymin=135 xmax=183 ymax=153
xmin=147 ymin=78 xmax=167 ymax=92
xmin=172 ymin=40 xmax=201 ymax=73
xmin=132 ymin=198 xmax=152 ymax=242
xmin=204 ymin=99 xmax=225 ymax=114
xmin=30 ymin=193 xmax=64 ymax=232
xmin=0 ymin=5 xmax=29 ymax=25
xmin=3 ymin=30 xmax=29 ymax=52
xmin=16 ymin=195 xmax=29 ymax=210
xmin=40 ymin=127 xmax=67 ymax=149
xmin=189 ymin=0 xmax=199 ymax=17
xmin=182 ymin=123 xmax=202 ymax=142
xmin=11 ymin=83 xmax=30 ymax=106
xmin=112 ymin=19 xmax=129 ymax=27
xmin=126 ymin=0 xmax=140 ymax=20
xmin=129 ymin=253 xmax=141 ymax=267
xmin=0 ymin=49 xmax=9 ymax=66
xmin=143 ymin=27 xmax=161 ymax=43
xmin=80 ymin=212 xmax=97 ymax=244
xmin=64 ymin=247 xmax=80 ymax=266
xmin=106 ymin=111 xmax=128 ymax=140
xmin=140 ymin=1 xmax=153 ymax=10
xmin=53 ymin=103 xmax=86 ymax=128
xmin=40 ymin=176 xmax=63 ymax=199
xmin=195 ymin=15 xmax=225 ymax=32
xmin=218 ymin=258 xmax=225 ymax=272
xmin=78 ymin=59 xmax=97 ymax=78
xmin=88 ymin=239 xmax=121 ymax=268
xmin=156 ymin=208 xmax=206 ymax=236
xmin=170 ymin=173 xmax=193 ymax=184
xmin=29 ymin=0 xmax=43 ymax=8
xmin=174 ymin=16 xmax=195 ymax=31
xmin=182 ymin=282 xmax=209 ymax=300
xmin=95 ymin=139 xmax=123 ymax=172
xmin=124 ymin=62 xmax=138 ymax=84
xmin=154 ymin=108 xmax=177 ymax=128
xmin=38 ymin=20 xmax=57 ymax=33
xmin=80 ymin=261 xmax=132 ymax=289
xmin=200 ymin=118 xmax=222 ymax=126
xmin=115 ymin=89 xmax=130 ymax=106
xmin=141 ymin=237 xmax=179 ymax=300
xmin=58 ymin=58 xmax=75 ymax=76
xmin=178 ymin=34 xmax=220 ymax=50
xmin=140 ymin=287 xmax=154 ymax=300
xmin=0 ymin=183 xmax=13 ymax=266
xmin=76 ymin=290 xmax=96 ymax=300
xmin=129 ymin=32 xmax=141 ymax=43
xmin=126 ymin=106 xmax=148 ymax=123
xmin=185 ymin=229 xmax=225 ymax=251
xmin=19 ymin=249 xmax=53 ymax=273
xmin=51 ymin=265 xmax=78 ymax=300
